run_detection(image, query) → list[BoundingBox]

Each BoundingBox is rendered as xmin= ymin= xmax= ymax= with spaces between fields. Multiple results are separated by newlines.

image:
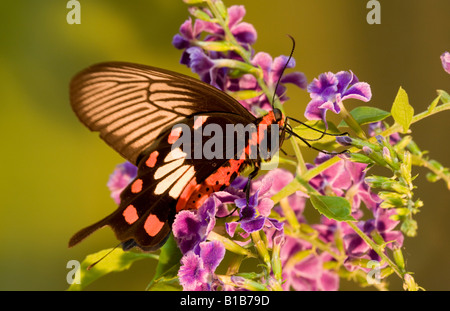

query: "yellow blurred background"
xmin=1 ymin=0 xmax=449 ymax=290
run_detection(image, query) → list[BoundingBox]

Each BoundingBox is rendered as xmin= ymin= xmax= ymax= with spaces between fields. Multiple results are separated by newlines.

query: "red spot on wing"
xmin=123 ymin=205 xmax=139 ymax=224
xmin=168 ymin=127 xmax=183 ymax=144
xmin=131 ymin=179 xmax=143 ymax=193
xmin=144 ymin=214 xmax=165 ymax=237
xmin=146 ymin=151 xmax=159 ymax=168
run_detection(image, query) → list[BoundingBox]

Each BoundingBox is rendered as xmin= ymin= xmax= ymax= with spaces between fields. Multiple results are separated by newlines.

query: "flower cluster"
xmin=172 ymin=3 xmax=307 ymax=115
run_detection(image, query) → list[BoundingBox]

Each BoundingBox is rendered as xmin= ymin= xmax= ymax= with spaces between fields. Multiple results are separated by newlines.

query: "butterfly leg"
xmin=243 ymin=165 xmax=260 ymax=205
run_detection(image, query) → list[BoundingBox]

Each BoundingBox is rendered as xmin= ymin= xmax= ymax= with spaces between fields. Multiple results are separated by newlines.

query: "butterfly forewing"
xmin=70 ymin=62 xmax=255 ymax=164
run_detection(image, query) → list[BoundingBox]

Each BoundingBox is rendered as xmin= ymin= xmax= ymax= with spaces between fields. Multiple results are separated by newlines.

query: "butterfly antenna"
xmin=287 ymin=116 xmax=349 ymax=141
xmin=285 ymin=127 xmax=349 ymax=155
xmin=87 ymin=242 xmax=122 ymax=270
xmin=271 ymin=35 xmax=296 ymax=110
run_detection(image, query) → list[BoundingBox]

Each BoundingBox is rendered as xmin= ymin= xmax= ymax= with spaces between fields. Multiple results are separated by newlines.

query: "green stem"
xmin=411 ymin=154 xmax=450 ymax=190
xmin=339 ymin=102 xmax=367 ymax=139
xmin=290 ymin=136 xmax=307 ymax=174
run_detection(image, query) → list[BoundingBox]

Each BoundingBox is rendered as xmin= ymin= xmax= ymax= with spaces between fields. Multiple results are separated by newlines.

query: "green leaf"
xmin=146 ymin=234 xmax=183 ymax=291
xmin=427 ymin=94 xmax=441 ymax=113
xmin=338 ymin=106 xmax=391 ymax=127
xmin=67 ymin=248 xmax=158 ymax=291
xmin=437 ymin=89 xmax=450 ymax=104
xmin=391 ymin=87 xmax=414 ymax=133
xmin=310 ymin=195 xmax=356 ymax=221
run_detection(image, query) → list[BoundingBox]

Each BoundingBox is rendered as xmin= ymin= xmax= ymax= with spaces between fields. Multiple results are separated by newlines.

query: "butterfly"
xmin=67 ymin=62 xmax=292 ymax=251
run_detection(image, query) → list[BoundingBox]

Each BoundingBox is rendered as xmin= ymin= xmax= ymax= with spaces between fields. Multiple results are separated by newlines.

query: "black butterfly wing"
xmin=70 ymin=62 xmax=255 ymax=165
xmin=69 ymin=112 xmax=257 ymax=251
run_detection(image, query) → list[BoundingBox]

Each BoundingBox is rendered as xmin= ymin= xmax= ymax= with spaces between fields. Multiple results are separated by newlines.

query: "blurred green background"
xmin=1 ymin=0 xmax=449 ymax=291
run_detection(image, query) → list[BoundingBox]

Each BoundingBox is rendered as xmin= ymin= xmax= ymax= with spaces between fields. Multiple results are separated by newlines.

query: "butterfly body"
xmin=69 ymin=62 xmax=285 ymax=251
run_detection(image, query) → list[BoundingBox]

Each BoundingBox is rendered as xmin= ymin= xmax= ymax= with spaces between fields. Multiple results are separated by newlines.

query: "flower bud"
xmin=393 ymin=247 xmax=406 ymax=271
xmin=230 ymin=276 xmax=268 ymax=291
xmin=271 ymin=232 xmax=285 ymax=281
xmin=376 ymin=135 xmax=385 ymax=145
xmin=403 ymin=274 xmax=421 ymax=291
xmin=426 ymin=172 xmax=439 ymax=182
xmin=362 ymin=146 xmax=373 ymax=155
xmin=336 ymin=135 xmax=353 ymax=146
xmin=188 ymin=7 xmax=213 ymax=21
xmin=441 ymin=51 xmax=450 ymax=75
xmin=401 ymin=218 xmax=418 ymax=237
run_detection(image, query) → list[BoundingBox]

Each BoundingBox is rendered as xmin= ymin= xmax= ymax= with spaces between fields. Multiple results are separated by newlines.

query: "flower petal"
xmin=178 ymin=251 xmax=207 ymax=291
xmin=226 ymin=221 xmax=239 ymax=237
xmin=335 ymin=71 xmax=354 ymax=94
xmin=304 ymin=98 xmax=327 ymax=122
xmin=257 ymin=198 xmax=274 ymax=216
xmin=227 ymin=5 xmax=246 ymax=28
xmin=307 ymin=72 xmax=337 ymax=96
xmin=199 ymin=240 xmax=225 ymax=273
xmin=240 ymin=216 xmax=265 ymax=233
xmin=341 ymin=82 xmax=372 ymax=102
xmin=281 ymin=72 xmax=308 ymax=89
xmin=172 ymin=210 xmax=203 ymax=254
xmin=441 ymin=51 xmax=450 ymax=74
xmin=232 ymin=22 xmax=257 ymax=44
xmin=251 ymin=52 xmax=273 ymax=79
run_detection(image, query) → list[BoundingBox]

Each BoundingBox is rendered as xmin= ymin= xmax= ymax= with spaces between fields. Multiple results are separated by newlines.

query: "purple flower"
xmin=343 ymin=208 xmax=403 ymax=259
xmin=172 ymin=18 xmax=211 ymax=50
xmin=237 ymin=53 xmax=307 ymax=112
xmin=226 ymin=178 xmax=283 ymax=235
xmin=172 ymin=195 xmax=219 ymax=254
xmin=305 ymin=71 xmax=372 ymax=127
xmin=178 ymin=240 xmax=225 ymax=291
xmin=106 ymin=162 xmax=137 ymax=204
xmin=205 ymin=5 xmax=257 ymax=45
xmin=441 ymin=51 xmax=450 ymax=74
xmin=183 ymin=47 xmax=225 ymax=88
